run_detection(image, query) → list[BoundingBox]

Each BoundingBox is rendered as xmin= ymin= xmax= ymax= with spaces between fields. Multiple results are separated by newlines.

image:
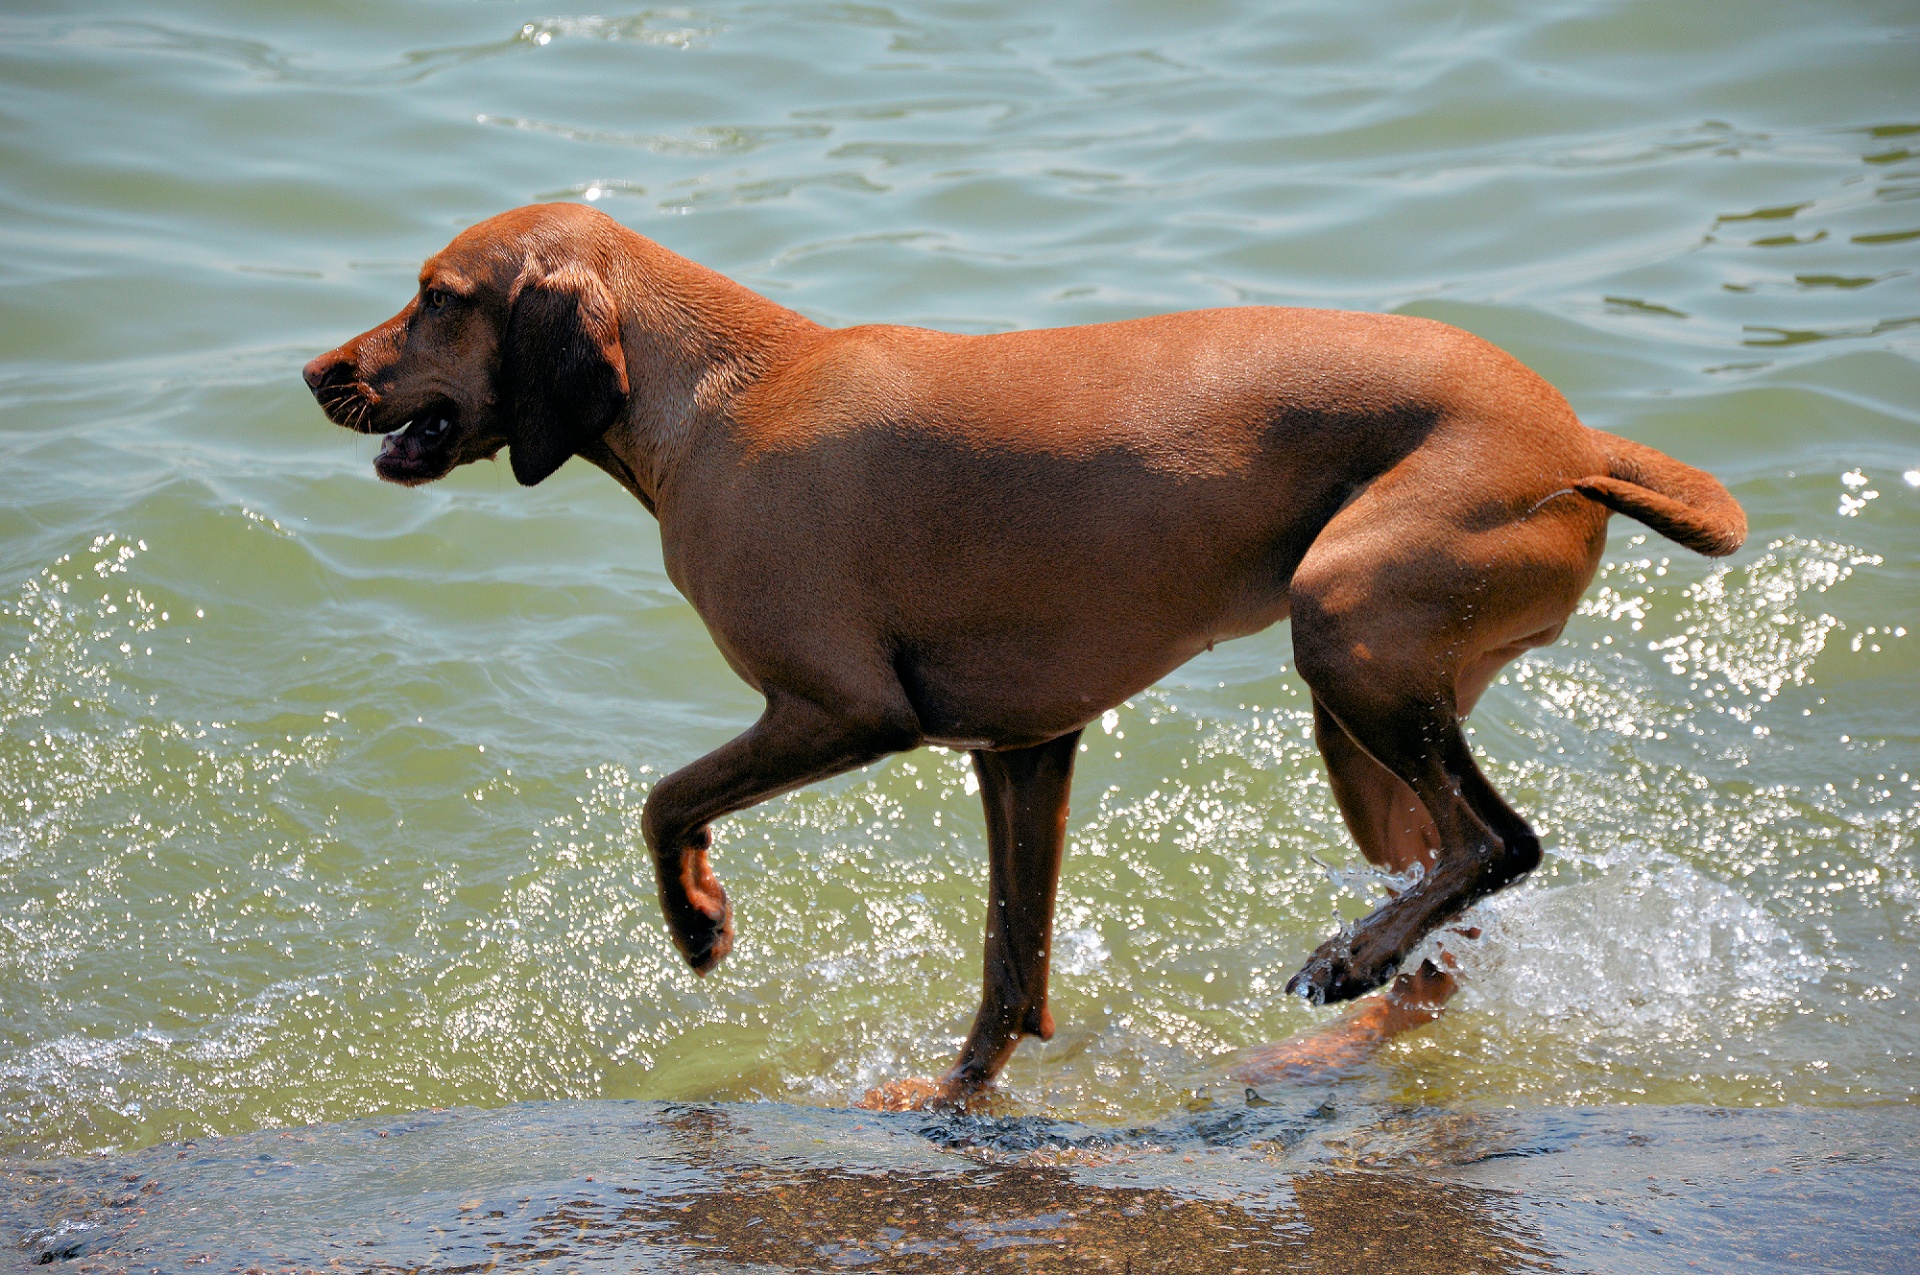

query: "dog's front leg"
xmin=858 ymin=728 xmax=1082 ymax=1113
xmin=641 ymin=689 xmax=919 ymax=974
xmin=948 ymin=729 xmax=1084 ymax=1094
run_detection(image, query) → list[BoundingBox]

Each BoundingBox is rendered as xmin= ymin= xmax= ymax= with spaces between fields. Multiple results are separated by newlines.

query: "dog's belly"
xmin=894 ymin=587 xmax=1292 ymax=750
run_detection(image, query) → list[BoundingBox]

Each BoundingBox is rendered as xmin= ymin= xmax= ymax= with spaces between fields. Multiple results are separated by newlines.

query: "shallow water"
xmin=7 ymin=1099 xmax=1920 ymax=1273
xmin=1 ymin=0 xmax=1917 ymax=1164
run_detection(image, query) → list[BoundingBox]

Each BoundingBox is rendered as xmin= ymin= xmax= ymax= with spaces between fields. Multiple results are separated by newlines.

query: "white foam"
xmin=1457 ymin=855 xmax=1825 ymax=1042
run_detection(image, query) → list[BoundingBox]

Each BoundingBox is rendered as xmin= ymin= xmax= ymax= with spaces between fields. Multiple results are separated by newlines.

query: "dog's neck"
xmin=586 ymin=238 xmax=821 ymax=514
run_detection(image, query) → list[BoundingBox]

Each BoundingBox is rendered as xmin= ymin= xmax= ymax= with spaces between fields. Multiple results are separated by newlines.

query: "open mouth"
xmin=373 ymin=402 xmax=460 ymax=485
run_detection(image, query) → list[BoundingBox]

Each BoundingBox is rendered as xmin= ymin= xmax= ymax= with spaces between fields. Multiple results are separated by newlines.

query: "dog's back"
xmin=693 ymin=306 xmax=1626 ymax=745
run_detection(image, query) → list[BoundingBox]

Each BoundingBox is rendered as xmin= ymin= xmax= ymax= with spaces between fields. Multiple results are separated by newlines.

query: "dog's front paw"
xmin=668 ymin=897 xmax=733 ymax=975
xmin=661 ymin=843 xmax=733 ymax=975
xmin=1285 ymin=931 xmax=1400 ymax=1005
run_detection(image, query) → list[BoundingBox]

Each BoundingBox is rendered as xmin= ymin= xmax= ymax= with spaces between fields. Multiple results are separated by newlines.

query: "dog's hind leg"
xmin=1279 ymin=555 xmax=1575 ymax=1002
xmin=1316 ymin=695 xmax=1443 ymax=879
xmin=642 ymin=688 xmax=921 ymax=974
xmin=1283 ymin=660 xmax=1539 ymax=1003
xmin=1277 ymin=466 xmax=1603 ymax=1004
xmin=1232 ymin=698 xmax=1473 ymax=1080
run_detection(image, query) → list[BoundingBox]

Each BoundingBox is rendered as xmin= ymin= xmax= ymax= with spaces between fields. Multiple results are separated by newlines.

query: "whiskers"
xmin=315 ymin=382 xmax=380 ymax=433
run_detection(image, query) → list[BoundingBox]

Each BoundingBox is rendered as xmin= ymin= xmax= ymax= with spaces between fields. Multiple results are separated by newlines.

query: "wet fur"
xmin=305 ymin=204 xmax=1745 ymax=1101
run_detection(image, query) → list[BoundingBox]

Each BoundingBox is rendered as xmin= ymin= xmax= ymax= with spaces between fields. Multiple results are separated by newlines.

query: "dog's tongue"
xmin=379 ymin=425 xmax=422 ymax=462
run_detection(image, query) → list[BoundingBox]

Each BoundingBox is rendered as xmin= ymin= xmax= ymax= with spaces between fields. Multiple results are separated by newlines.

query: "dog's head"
xmin=304 ymin=204 xmax=630 ymax=487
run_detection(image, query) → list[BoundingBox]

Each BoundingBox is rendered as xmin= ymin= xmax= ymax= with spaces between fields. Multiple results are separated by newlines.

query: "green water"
xmin=1 ymin=0 xmax=1915 ymax=1159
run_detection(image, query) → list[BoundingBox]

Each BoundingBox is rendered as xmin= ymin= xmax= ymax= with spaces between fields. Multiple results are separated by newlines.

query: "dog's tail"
xmin=1572 ymin=432 xmax=1746 ymax=557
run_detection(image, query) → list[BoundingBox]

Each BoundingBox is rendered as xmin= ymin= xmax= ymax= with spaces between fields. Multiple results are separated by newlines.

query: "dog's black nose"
xmin=303 ymin=350 xmax=350 ymax=393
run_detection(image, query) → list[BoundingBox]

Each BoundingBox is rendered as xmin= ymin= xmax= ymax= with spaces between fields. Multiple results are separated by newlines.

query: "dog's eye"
xmin=422 ymin=288 xmax=450 ymax=311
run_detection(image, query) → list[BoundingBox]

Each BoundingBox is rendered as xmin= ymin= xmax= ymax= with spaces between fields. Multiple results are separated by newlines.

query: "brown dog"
xmin=305 ymin=203 xmax=1744 ymax=1103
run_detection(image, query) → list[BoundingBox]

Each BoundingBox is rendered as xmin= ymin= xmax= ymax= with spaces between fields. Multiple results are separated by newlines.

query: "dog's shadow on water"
xmin=612 ymin=1097 xmax=1555 ymax=1275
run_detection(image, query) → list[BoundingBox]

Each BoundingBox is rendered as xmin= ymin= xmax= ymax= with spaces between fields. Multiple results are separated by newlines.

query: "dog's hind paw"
xmin=855 ymin=1077 xmax=1014 ymax=1115
xmin=1285 ymin=934 xmax=1400 ymax=1005
xmin=856 ymin=1077 xmax=958 ymax=1112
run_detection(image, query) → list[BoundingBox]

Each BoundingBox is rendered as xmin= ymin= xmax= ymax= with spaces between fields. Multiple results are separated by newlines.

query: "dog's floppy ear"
xmin=499 ymin=263 xmax=630 ymax=486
